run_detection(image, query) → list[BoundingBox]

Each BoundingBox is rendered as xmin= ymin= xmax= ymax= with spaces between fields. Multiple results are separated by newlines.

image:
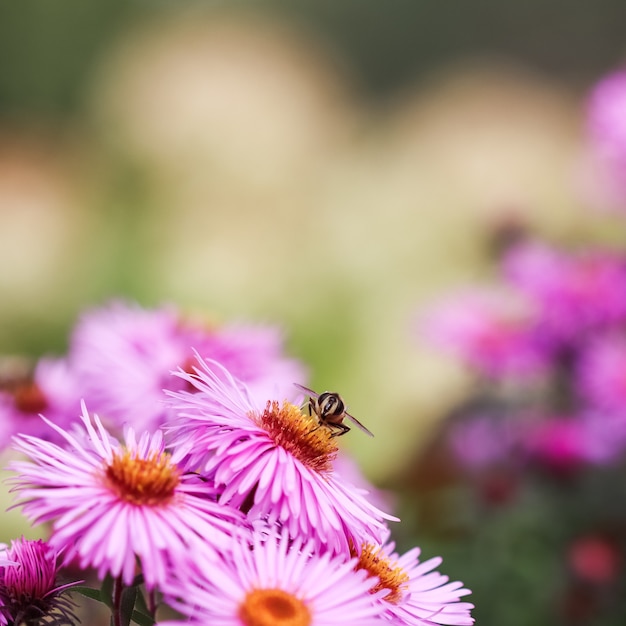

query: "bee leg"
xmin=306 ymin=424 xmax=322 ymax=437
xmin=329 ymin=423 xmax=350 ymax=437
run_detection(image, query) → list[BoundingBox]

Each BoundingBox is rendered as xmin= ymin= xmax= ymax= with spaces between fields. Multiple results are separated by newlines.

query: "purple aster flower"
xmin=583 ymin=67 xmax=626 ymax=209
xmin=165 ymin=356 xmax=397 ymax=555
xmin=352 ymin=530 xmax=474 ymax=625
xmin=9 ymin=403 xmax=246 ymax=590
xmin=0 ymin=537 xmax=80 ymax=626
xmin=159 ymin=530 xmax=387 ymax=626
xmin=69 ymin=300 xmax=306 ymax=432
xmin=0 ymin=357 xmax=80 ymax=451
xmin=503 ymin=241 xmax=626 ymax=341
xmin=448 ymin=413 xmax=522 ymax=471
xmin=576 ymin=332 xmax=626 ymax=412
xmin=420 ymin=287 xmax=548 ymax=379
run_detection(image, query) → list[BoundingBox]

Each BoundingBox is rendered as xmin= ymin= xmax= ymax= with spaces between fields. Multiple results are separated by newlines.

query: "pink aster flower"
xmin=0 ymin=357 xmax=81 ymax=450
xmin=334 ymin=452 xmax=396 ymax=516
xmin=576 ymin=332 xmax=626 ymax=412
xmin=69 ymin=300 xmax=306 ymax=433
xmin=9 ymin=403 xmax=246 ymax=590
xmin=352 ymin=530 xmax=474 ymax=625
xmin=582 ymin=67 xmax=626 ymax=209
xmin=159 ymin=530 xmax=387 ymax=626
xmin=0 ymin=537 xmax=80 ymax=626
xmin=420 ymin=287 xmax=547 ymax=379
xmin=521 ymin=412 xmax=626 ymax=470
xmin=503 ymin=241 xmax=626 ymax=341
xmin=165 ymin=356 xmax=397 ymax=555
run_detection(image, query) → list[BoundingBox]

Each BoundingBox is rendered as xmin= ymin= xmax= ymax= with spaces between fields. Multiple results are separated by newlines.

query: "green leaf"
xmin=131 ymin=609 xmax=156 ymax=626
xmin=100 ymin=574 xmax=114 ymax=609
xmin=71 ymin=586 xmax=102 ymax=602
xmin=134 ymin=588 xmax=149 ymax=615
xmin=120 ymin=585 xmax=138 ymax=626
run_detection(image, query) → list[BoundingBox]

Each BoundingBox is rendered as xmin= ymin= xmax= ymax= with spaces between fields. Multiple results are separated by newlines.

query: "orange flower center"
xmin=239 ymin=588 xmax=311 ymax=626
xmin=354 ymin=543 xmax=410 ymax=604
xmin=104 ymin=449 xmax=180 ymax=506
xmin=256 ymin=401 xmax=338 ymax=473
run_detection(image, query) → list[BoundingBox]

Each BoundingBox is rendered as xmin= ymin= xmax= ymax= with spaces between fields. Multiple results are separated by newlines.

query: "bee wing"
xmin=293 ymin=383 xmax=319 ymax=399
xmin=344 ymin=411 xmax=375 ymax=437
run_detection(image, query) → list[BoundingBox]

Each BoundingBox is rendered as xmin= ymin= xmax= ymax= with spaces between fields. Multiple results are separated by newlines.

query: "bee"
xmin=295 ymin=383 xmax=374 ymax=438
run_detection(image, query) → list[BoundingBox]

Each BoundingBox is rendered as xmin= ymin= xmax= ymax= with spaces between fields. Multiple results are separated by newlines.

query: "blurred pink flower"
xmin=568 ymin=535 xmax=621 ymax=585
xmin=503 ymin=241 xmax=626 ymax=341
xmin=421 ymin=287 xmax=547 ymax=379
xmin=448 ymin=413 xmax=521 ymax=471
xmin=583 ymin=68 xmax=626 ymax=208
xmin=522 ymin=412 xmax=626 ymax=470
xmin=69 ymin=300 xmax=306 ymax=432
xmin=576 ymin=332 xmax=626 ymax=412
xmin=0 ymin=358 xmax=80 ymax=450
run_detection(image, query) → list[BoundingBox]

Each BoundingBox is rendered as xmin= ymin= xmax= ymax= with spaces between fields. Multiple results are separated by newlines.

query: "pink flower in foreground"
xmin=165 ymin=357 xmax=397 ymax=555
xmin=159 ymin=531 xmax=387 ymax=626
xmin=583 ymin=68 xmax=626 ymax=208
xmin=353 ymin=530 xmax=474 ymax=625
xmin=421 ymin=288 xmax=547 ymax=379
xmin=0 ymin=537 xmax=79 ymax=626
xmin=69 ymin=300 xmax=307 ymax=432
xmin=9 ymin=404 xmax=246 ymax=589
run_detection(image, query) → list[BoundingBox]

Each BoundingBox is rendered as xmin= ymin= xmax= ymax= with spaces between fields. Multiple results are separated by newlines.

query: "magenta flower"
xmin=521 ymin=412 xmax=626 ymax=470
xmin=584 ymin=68 xmax=626 ymax=209
xmin=503 ymin=241 xmax=626 ymax=341
xmin=0 ymin=537 xmax=79 ymax=626
xmin=165 ymin=356 xmax=397 ymax=555
xmin=352 ymin=530 xmax=474 ymax=625
xmin=159 ymin=531 xmax=387 ymax=626
xmin=9 ymin=403 xmax=246 ymax=590
xmin=420 ymin=287 xmax=547 ymax=379
xmin=69 ymin=300 xmax=306 ymax=432
xmin=0 ymin=357 xmax=80 ymax=450
xmin=576 ymin=332 xmax=626 ymax=412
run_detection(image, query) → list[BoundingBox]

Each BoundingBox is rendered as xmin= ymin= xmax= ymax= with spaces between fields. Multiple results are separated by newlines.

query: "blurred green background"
xmin=1 ymin=0 xmax=626 ymax=510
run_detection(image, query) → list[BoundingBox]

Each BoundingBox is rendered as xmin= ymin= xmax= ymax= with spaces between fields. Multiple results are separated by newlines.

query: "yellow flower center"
xmin=256 ymin=401 xmax=338 ymax=473
xmin=354 ymin=543 xmax=410 ymax=604
xmin=104 ymin=449 xmax=180 ymax=506
xmin=239 ymin=588 xmax=311 ymax=626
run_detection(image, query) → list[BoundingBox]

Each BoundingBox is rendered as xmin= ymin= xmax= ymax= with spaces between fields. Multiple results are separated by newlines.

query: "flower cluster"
xmin=405 ymin=68 xmax=626 ymax=625
xmin=422 ymin=238 xmax=626 ymax=471
xmin=2 ymin=300 xmax=473 ymax=625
